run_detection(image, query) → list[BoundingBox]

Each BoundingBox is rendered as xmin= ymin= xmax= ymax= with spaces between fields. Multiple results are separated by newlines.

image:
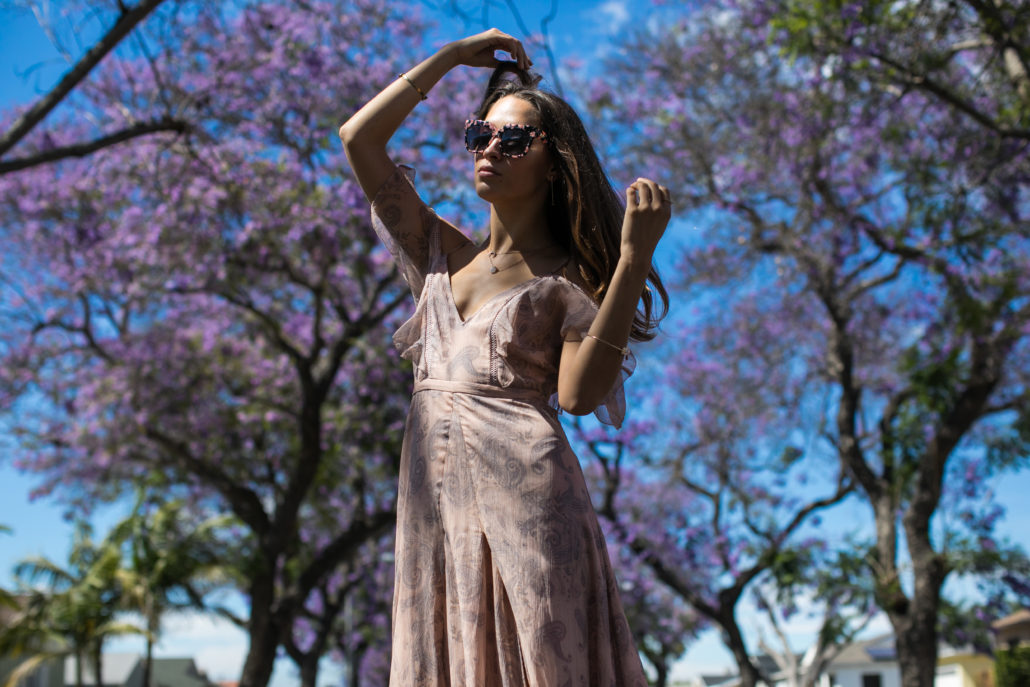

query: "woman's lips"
xmin=477 ymin=166 xmax=501 ymax=179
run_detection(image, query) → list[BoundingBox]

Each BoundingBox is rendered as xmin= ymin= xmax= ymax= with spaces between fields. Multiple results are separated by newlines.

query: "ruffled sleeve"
xmin=556 ymin=283 xmax=637 ymax=429
xmin=370 ymin=165 xmax=441 ymax=301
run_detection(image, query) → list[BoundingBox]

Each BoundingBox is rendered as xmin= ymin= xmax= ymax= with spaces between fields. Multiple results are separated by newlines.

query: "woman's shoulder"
xmin=551 ymin=260 xmax=598 ymax=308
xmin=376 ymin=164 xmax=474 ymax=253
xmin=440 ymin=222 xmax=474 ymax=255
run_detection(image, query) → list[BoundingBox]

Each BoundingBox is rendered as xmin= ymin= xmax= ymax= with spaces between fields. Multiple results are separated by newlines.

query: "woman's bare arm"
xmin=339 ymin=29 xmax=532 ymax=203
xmin=557 ymin=178 xmax=671 ymax=415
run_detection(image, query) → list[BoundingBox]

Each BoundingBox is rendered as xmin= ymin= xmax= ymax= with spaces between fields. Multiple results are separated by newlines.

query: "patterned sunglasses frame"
xmin=464 ymin=119 xmax=550 ymax=159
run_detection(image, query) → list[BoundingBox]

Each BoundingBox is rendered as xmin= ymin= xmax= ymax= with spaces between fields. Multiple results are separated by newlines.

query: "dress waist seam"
xmin=413 ymin=378 xmax=547 ymax=403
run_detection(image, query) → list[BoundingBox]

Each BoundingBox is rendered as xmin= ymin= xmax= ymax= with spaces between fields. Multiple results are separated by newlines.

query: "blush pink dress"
xmin=371 ymin=166 xmax=647 ymax=687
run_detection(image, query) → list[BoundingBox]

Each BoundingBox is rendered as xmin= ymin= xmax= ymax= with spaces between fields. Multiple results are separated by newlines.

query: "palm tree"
xmin=0 ymin=525 xmax=15 ymax=612
xmin=108 ymin=492 xmax=235 ymax=687
xmin=0 ymin=522 xmax=144 ymax=687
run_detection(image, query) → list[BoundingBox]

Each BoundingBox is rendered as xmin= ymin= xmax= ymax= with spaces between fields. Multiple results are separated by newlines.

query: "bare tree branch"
xmin=0 ymin=117 xmax=190 ymax=175
xmin=867 ymin=49 xmax=1030 ymax=141
xmin=0 ymin=0 xmax=170 ymax=159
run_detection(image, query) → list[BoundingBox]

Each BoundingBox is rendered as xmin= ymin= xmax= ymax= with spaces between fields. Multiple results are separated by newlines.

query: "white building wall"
xmin=824 ymin=664 xmax=902 ymax=687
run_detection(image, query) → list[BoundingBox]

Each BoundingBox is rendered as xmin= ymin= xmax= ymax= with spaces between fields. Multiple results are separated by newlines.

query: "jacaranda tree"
xmin=0 ymin=2 xmax=480 ymax=685
xmin=593 ymin=1 xmax=1030 ymax=685
xmin=574 ymin=418 xmax=708 ymax=687
xmin=576 ymin=386 xmax=853 ymax=687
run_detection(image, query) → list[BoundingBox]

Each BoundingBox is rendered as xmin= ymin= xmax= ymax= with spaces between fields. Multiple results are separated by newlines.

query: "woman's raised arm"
xmin=558 ymin=178 xmax=672 ymax=416
xmin=338 ymin=29 xmax=532 ymax=202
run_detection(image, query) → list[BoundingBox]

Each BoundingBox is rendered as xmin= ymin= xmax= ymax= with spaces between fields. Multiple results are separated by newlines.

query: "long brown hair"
xmin=476 ymin=64 xmax=668 ymax=342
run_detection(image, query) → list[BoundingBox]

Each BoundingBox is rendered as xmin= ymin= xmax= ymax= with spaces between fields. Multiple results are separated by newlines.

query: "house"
xmin=936 ymin=643 xmax=994 ymax=687
xmin=992 ymin=609 xmax=1030 ymax=649
xmin=818 ymin=634 xmax=997 ymax=687
xmin=60 ymin=653 xmax=218 ymax=687
xmin=63 ymin=653 xmax=140 ymax=687
xmin=674 ymin=634 xmax=994 ymax=687
xmin=149 ymin=658 xmax=220 ymax=687
xmin=669 ymin=652 xmax=824 ymax=687
xmin=817 ymin=634 xmax=901 ymax=687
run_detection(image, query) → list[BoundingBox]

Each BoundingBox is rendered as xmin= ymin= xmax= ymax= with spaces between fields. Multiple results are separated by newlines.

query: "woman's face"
xmin=472 ymin=95 xmax=553 ymax=206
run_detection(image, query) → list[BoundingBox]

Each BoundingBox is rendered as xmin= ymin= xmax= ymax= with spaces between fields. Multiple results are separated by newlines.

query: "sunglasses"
xmin=464 ymin=119 xmax=549 ymax=159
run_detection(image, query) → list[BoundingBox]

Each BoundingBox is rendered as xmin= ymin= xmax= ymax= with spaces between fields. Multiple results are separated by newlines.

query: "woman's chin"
xmin=474 ymin=180 xmax=503 ymax=201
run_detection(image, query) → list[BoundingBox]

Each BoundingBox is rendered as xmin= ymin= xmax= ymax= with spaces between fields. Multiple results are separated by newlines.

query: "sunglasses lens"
xmin=465 ymin=122 xmax=493 ymax=152
xmin=464 ymin=121 xmax=541 ymax=157
xmin=499 ymin=129 xmax=532 ymax=156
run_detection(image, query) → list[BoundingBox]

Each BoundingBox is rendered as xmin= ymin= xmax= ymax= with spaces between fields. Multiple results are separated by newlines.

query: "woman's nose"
xmin=482 ymin=134 xmax=504 ymax=158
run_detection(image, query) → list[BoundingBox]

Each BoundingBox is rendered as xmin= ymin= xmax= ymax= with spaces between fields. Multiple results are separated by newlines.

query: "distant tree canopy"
xmin=0 ymin=2 xmax=479 ymax=685
xmin=997 ymin=646 xmax=1030 ymax=687
xmin=1 ymin=1 xmax=1028 ymax=687
xmin=590 ymin=0 xmax=1029 ymax=685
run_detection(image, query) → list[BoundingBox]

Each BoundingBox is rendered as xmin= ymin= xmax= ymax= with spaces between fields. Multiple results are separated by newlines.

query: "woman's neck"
xmin=487 ymin=201 xmax=554 ymax=253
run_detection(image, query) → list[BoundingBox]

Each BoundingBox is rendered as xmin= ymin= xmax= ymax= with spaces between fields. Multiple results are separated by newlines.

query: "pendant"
xmin=490 ymin=266 xmax=498 ymax=274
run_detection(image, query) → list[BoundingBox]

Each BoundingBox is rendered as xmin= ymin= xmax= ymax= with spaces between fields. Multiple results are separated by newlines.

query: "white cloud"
xmin=105 ymin=613 xmax=248 ymax=682
xmin=159 ymin=614 xmax=249 ymax=680
xmin=596 ymin=0 xmax=631 ymax=32
xmin=104 ymin=612 xmax=340 ymax=687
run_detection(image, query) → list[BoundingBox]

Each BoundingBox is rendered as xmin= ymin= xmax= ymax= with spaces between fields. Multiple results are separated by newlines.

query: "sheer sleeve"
xmin=557 ymin=283 xmax=637 ymax=429
xmin=370 ymin=165 xmax=441 ymax=300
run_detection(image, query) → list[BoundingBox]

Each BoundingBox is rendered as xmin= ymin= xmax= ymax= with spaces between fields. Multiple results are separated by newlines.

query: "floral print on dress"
xmin=369 ymin=165 xmax=648 ymax=686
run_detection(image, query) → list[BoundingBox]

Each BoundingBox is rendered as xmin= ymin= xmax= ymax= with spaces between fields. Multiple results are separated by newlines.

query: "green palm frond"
xmin=13 ymin=555 xmax=76 ymax=590
xmin=95 ymin=619 xmax=149 ymax=642
xmin=3 ymin=650 xmax=72 ymax=687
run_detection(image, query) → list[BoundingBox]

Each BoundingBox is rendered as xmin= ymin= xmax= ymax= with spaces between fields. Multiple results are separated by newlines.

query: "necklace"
xmin=486 ymin=245 xmax=554 ymax=274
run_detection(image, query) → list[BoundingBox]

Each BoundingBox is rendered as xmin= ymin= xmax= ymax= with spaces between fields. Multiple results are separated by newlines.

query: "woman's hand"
xmin=447 ymin=29 xmax=532 ymax=71
xmin=620 ymin=178 xmax=672 ymax=265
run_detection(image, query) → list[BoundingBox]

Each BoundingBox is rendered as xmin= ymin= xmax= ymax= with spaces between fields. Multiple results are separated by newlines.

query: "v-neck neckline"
xmin=442 ymin=240 xmax=570 ymax=325
xmin=445 ymin=269 xmax=547 ymax=325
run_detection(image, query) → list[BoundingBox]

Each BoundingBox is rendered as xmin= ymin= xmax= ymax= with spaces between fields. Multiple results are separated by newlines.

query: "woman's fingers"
xmin=637 ymin=180 xmax=654 ymax=206
xmin=460 ymin=29 xmax=532 ymax=69
xmin=516 ymin=41 xmax=532 ymax=69
xmin=626 ymin=184 xmax=641 ymax=207
xmin=628 ymin=178 xmax=672 ymax=211
xmin=624 ymin=177 xmax=672 ymax=256
xmin=500 ymin=35 xmax=531 ymax=69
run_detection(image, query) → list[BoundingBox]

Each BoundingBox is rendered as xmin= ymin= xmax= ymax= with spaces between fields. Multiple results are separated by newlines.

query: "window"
xmin=862 ymin=674 xmax=882 ymax=687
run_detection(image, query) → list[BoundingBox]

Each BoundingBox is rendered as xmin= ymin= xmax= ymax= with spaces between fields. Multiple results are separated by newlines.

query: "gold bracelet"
xmin=398 ymin=73 xmax=427 ymax=101
xmin=585 ymin=334 xmax=629 ymax=357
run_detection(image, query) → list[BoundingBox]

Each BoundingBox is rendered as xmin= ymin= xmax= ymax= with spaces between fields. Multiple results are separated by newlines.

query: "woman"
xmin=340 ymin=29 xmax=670 ymax=687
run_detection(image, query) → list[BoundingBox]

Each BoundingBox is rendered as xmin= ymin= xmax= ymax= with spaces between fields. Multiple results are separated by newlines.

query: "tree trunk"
xmin=347 ymin=641 xmax=368 ymax=687
xmin=143 ymin=604 xmax=156 ymax=687
xmin=892 ymin=497 xmax=948 ymax=687
xmin=144 ymin=635 xmax=154 ymax=687
xmin=92 ymin=649 xmax=103 ymax=687
xmin=720 ymin=611 xmax=763 ymax=687
xmin=653 ymin=659 xmax=668 ymax=687
xmin=299 ymin=654 xmax=319 ymax=687
xmin=239 ymin=617 xmax=281 ymax=687
xmin=239 ymin=569 xmax=284 ymax=687
xmin=895 ymin=619 xmax=939 ymax=687
xmin=868 ymin=470 xmax=949 ymax=687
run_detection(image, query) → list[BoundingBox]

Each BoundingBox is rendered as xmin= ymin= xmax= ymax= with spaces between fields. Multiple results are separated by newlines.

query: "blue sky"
xmin=1 ymin=1 xmax=1029 ymax=685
